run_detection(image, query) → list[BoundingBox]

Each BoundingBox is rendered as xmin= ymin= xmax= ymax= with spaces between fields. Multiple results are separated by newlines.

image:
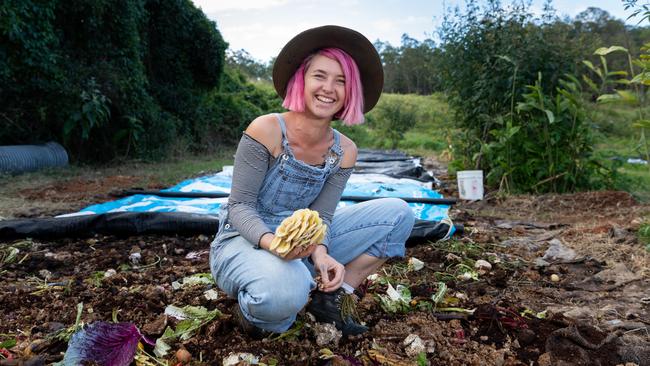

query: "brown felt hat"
xmin=272 ymin=25 xmax=384 ymax=113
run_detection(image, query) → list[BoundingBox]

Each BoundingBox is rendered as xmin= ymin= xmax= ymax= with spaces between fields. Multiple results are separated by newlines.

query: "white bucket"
xmin=457 ymin=170 xmax=484 ymax=200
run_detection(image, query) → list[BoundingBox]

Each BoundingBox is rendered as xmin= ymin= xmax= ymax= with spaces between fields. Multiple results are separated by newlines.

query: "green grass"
xmin=337 ymin=93 xmax=650 ymax=201
xmin=591 ymin=103 xmax=650 ymax=201
xmin=639 ymin=221 xmax=650 ymax=251
xmin=136 ymin=152 xmax=235 ymax=186
xmin=0 ymin=149 xmax=235 ymax=189
xmin=335 ymin=93 xmax=458 ymax=158
xmin=0 ymin=149 xmax=235 ymax=219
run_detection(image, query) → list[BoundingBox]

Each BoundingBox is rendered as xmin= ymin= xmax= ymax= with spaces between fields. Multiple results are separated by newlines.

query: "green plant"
xmin=505 ymin=73 xmax=603 ymax=192
xmin=85 ymin=271 xmax=105 ymax=288
xmin=590 ymin=45 xmax=650 ymax=166
xmin=114 ymin=116 xmax=144 ymax=158
xmin=639 ymin=221 xmax=650 ymax=251
xmin=64 ymin=78 xmax=111 ymax=141
xmin=370 ymin=96 xmax=417 ymax=149
xmin=1 ymin=0 xmax=228 ymax=161
xmin=438 ymin=1 xmax=593 ymax=185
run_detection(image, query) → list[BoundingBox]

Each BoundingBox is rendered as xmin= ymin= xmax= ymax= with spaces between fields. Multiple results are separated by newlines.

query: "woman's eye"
xmin=336 ymin=79 xmax=345 ymax=85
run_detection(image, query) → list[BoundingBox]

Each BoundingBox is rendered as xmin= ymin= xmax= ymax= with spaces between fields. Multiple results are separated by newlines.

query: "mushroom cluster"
xmin=270 ymin=209 xmax=327 ymax=256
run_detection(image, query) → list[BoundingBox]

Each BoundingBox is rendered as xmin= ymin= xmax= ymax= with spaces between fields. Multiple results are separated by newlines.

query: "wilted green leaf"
xmin=153 ymin=337 xmax=171 ymax=358
xmin=594 ymin=46 xmax=629 ymax=56
xmin=155 ymin=305 xmax=221 ymax=356
xmin=431 ymin=282 xmax=447 ymax=305
xmin=0 ymin=338 xmax=17 ymax=349
xmin=582 ymin=60 xmax=596 ymax=72
xmin=633 ymin=120 xmax=650 ymax=129
xmin=596 ymin=94 xmax=621 ymax=104
xmin=617 ymin=90 xmax=639 ymax=104
xmin=544 ymin=109 xmax=555 ymax=124
xmin=378 ymin=282 xmax=412 ymax=314
xmin=318 ymin=348 xmax=335 ymax=360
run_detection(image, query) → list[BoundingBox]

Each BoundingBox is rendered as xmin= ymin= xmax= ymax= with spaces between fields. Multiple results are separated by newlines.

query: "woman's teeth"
xmin=316 ymin=95 xmax=335 ymax=103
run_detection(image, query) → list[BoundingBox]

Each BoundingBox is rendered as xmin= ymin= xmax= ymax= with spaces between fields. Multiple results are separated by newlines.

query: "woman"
xmin=210 ymin=25 xmax=415 ymax=337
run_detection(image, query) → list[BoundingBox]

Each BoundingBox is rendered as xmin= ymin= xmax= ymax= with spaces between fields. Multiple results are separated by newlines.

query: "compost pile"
xmin=1 ymin=167 xmax=649 ymax=365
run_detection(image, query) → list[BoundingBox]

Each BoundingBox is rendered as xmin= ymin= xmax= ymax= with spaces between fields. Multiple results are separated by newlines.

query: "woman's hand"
xmin=259 ymin=233 xmax=317 ymax=260
xmin=282 ymin=243 xmax=318 ymax=260
xmin=311 ymin=246 xmax=345 ymax=292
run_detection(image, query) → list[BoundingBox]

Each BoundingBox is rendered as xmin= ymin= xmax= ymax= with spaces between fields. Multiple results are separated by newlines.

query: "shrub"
xmin=481 ymin=74 xmax=604 ymax=193
xmin=0 ymin=0 xmax=227 ymax=161
xmin=370 ymin=96 xmax=418 ymax=149
xmin=437 ymin=1 xmax=608 ymax=192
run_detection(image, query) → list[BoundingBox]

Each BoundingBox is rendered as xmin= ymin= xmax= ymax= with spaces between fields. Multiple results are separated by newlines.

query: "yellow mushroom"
xmin=270 ymin=209 xmax=327 ymax=256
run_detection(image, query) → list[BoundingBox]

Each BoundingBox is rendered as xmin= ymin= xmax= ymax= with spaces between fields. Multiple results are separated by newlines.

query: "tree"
xmin=375 ymin=35 xmax=443 ymax=94
xmin=0 ymin=0 xmax=228 ymax=160
xmin=226 ymin=49 xmax=272 ymax=82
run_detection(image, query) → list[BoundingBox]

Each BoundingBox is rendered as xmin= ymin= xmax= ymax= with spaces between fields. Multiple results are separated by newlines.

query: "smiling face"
xmin=302 ymin=54 xmax=346 ymax=120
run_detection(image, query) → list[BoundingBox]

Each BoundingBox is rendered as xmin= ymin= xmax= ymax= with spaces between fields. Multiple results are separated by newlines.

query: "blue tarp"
xmin=75 ymin=170 xmax=454 ymax=235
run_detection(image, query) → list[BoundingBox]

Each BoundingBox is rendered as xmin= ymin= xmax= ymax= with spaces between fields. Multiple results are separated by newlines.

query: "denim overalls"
xmin=210 ymin=114 xmax=415 ymax=332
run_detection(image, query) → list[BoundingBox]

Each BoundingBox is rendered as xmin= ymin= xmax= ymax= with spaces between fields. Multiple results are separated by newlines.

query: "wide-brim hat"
xmin=273 ymin=25 xmax=384 ymax=113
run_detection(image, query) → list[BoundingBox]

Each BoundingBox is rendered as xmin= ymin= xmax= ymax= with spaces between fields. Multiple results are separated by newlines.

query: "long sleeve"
xmin=227 ymin=134 xmax=274 ymax=246
xmin=309 ymin=167 xmax=353 ymax=248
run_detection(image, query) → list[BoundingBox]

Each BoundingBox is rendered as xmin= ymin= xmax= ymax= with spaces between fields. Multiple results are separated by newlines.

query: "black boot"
xmin=306 ymin=288 xmax=368 ymax=336
xmin=231 ymin=303 xmax=274 ymax=339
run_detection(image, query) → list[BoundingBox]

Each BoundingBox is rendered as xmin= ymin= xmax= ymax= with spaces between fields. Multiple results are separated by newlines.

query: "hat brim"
xmin=272 ymin=25 xmax=384 ymax=114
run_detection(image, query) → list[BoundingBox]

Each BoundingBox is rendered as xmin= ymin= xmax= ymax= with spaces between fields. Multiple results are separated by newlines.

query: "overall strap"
xmin=332 ymin=128 xmax=341 ymax=147
xmin=274 ymin=113 xmax=291 ymax=150
xmin=330 ymin=128 xmax=343 ymax=160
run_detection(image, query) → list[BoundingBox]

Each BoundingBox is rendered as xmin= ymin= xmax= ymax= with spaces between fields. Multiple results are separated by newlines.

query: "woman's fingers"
xmin=324 ymin=264 xmax=344 ymax=291
xmin=319 ymin=263 xmax=330 ymax=284
xmin=319 ymin=262 xmax=344 ymax=292
xmin=282 ymin=243 xmax=317 ymax=260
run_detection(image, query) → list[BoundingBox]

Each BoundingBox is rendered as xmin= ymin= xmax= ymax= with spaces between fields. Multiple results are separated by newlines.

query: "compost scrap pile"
xmin=1 ymin=152 xmax=649 ymax=365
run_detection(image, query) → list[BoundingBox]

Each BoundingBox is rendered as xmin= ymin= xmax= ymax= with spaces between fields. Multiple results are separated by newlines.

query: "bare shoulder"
xmin=245 ymin=114 xmax=282 ymax=157
xmin=338 ymin=132 xmax=358 ymax=169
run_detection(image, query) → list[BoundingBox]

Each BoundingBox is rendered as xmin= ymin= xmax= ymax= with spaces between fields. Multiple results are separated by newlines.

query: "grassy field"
xmin=1 ymin=93 xmax=649 ymax=213
xmin=334 ymin=93 xmax=455 ymax=158
xmin=343 ymin=93 xmax=650 ymax=202
xmin=590 ymin=103 xmax=650 ymax=202
xmin=0 ymin=151 xmax=234 ymax=219
xmin=0 ymin=150 xmax=234 ymax=188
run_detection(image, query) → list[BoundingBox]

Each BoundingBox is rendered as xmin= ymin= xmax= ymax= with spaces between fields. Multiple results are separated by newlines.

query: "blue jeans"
xmin=209 ymin=198 xmax=415 ymax=332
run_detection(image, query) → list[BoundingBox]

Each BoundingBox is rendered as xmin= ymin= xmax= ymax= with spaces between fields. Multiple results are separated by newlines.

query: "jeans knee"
xmin=384 ymin=198 xmax=415 ymax=227
xmin=244 ymin=264 xmax=312 ymax=322
xmin=247 ymin=283 xmax=310 ymax=322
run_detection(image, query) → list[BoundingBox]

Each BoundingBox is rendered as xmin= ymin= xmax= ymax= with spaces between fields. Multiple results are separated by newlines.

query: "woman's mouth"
xmin=315 ymin=95 xmax=335 ymax=104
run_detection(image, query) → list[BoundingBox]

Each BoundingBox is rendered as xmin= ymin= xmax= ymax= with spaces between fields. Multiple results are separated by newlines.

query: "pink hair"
xmin=282 ymin=48 xmax=365 ymax=125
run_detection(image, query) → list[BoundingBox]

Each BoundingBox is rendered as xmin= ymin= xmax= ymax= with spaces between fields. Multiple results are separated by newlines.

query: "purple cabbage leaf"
xmin=60 ymin=321 xmax=143 ymax=366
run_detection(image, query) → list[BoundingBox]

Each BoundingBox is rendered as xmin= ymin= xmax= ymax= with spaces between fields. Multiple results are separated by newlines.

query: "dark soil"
xmin=1 ymin=173 xmax=649 ymax=365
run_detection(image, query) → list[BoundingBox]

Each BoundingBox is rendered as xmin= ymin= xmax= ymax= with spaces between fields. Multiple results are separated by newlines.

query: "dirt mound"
xmin=1 ymin=171 xmax=649 ymax=365
xmin=18 ymin=175 xmax=143 ymax=202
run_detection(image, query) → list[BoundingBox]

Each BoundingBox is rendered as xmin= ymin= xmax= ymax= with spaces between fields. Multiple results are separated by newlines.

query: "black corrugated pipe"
xmin=0 ymin=142 xmax=68 ymax=174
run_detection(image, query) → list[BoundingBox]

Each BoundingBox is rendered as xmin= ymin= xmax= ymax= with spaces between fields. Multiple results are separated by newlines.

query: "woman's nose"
xmin=321 ymin=78 xmax=335 ymax=93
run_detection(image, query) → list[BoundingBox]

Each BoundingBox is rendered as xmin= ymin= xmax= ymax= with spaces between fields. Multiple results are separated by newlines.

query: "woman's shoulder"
xmin=336 ymin=131 xmax=358 ymax=168
xmin=245 ymin=114 xmax=283 ymax=157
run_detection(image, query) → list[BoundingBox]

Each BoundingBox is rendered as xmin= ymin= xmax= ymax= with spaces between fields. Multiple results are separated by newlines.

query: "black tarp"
xmin=0 ymin=212 xmax=461 ymax=246
xmin=354 ymin=149 xmax=434 ymax=182
xmin=0 ymin=149 xmax=459 ymax=244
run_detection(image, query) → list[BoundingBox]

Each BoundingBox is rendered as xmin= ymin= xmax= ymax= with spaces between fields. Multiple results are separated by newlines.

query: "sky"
xmin=191 ymin=0 xmax=643 ymax=62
